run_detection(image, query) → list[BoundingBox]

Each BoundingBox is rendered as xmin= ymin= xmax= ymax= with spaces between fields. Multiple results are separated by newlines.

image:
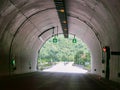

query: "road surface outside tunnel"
xmin=37 ymin=34 xmax=91 ymax=73
xmin=43 ymin=62 xmax=88 ymax=73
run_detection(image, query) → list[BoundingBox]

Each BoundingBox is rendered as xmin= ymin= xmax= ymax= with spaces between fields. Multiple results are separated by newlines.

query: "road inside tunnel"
xmin=0 ymin=72 xmax=120 ymax=90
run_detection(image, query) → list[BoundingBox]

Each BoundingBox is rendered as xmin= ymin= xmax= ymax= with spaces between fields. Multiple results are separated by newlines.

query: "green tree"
xmin=38 ymin=34 xmax=91 ymax=70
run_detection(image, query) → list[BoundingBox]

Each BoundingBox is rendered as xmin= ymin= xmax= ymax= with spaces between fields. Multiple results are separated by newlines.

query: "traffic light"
xmin=103 ymin=47 xmax=106 ymax=52
xmin=11 ymin=58 xmax=16 ymax=70
xmin=102 ymin=46 xmax=110 ymax=80
xmin=11 ymin=58 xmax=15 ymax=66
xmin=102 ymin=46 xmax=110 ymax=60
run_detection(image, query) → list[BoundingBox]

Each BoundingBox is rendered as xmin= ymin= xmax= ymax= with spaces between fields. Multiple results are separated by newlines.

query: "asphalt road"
xmin=43 ymin=62 xmax=88 ymax=73
xmin=0 ymin=72 xmax=120 ymax=90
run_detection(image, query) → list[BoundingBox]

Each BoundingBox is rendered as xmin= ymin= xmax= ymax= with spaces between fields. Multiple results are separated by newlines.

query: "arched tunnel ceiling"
xmin=66 ymin=0 xmax=120 ymax=46
xmin=0 ymin=0 xmax=120 ymax=76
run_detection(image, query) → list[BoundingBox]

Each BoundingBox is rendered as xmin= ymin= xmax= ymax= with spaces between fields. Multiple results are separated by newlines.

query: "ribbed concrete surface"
xmin=0 ymin=0 xmax=120 ymax=83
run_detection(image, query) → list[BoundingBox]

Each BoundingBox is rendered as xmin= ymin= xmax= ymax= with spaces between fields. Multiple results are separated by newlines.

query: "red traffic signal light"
xmin=103 ymin=47 xmax=107 ymax=52
xmin=102 ymin=46 xmax=110 ymax=59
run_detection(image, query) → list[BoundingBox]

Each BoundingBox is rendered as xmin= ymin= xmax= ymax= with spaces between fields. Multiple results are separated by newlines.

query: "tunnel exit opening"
xmin=37 ymin=34 xmax=91 ymax=74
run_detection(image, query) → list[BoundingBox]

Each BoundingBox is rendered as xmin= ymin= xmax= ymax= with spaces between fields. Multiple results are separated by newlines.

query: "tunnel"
xmin=0 ymin=0 xmax=120 ymax=85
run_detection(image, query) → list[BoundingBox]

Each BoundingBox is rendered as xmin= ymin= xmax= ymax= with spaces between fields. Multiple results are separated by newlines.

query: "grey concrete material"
xmin=110 ymin=56 xmax=120 ymax=83
xmin=0 ymin=0 xmax=120 ymax=83
xmin=67 ymin=0 xmax=119 ymax=46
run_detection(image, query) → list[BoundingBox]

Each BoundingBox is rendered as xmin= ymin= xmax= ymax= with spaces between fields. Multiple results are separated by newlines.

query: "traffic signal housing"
xmin=102 ymin=46 xmax=110 ymax=60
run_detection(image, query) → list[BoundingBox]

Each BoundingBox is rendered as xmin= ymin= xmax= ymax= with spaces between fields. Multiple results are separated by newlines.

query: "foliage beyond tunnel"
xmin=38 ymin=35 xmax=91 ymax=71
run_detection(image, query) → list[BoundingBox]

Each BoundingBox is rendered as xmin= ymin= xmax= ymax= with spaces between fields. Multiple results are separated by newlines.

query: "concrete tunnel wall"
xmin=0 ymin=0 xmax=120 ymax=83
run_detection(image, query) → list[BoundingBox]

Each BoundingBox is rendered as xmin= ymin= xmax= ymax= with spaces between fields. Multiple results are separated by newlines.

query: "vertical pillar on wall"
xmin=102 ymin=46 xmax=110 ymax=80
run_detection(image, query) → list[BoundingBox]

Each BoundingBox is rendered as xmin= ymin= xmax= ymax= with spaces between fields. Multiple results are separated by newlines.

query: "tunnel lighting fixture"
xmin=59 ymin=9 xmax=64 ymax=12
xmin=54 ymin=0 xmax=68 ymax=38
xmin=63 ymin=21 xmax=67 ymax=24
xmin=64 ymin=28 xmax=67 ymax=31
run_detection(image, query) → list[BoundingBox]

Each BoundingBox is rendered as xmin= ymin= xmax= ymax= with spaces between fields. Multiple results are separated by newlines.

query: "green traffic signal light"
xmin=11 ymin=58 xmax=16 ymax=66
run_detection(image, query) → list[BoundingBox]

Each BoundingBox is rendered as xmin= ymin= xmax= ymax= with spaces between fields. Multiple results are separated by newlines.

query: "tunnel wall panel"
xmin=110 ymin=56 xmax=120 ymax=83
